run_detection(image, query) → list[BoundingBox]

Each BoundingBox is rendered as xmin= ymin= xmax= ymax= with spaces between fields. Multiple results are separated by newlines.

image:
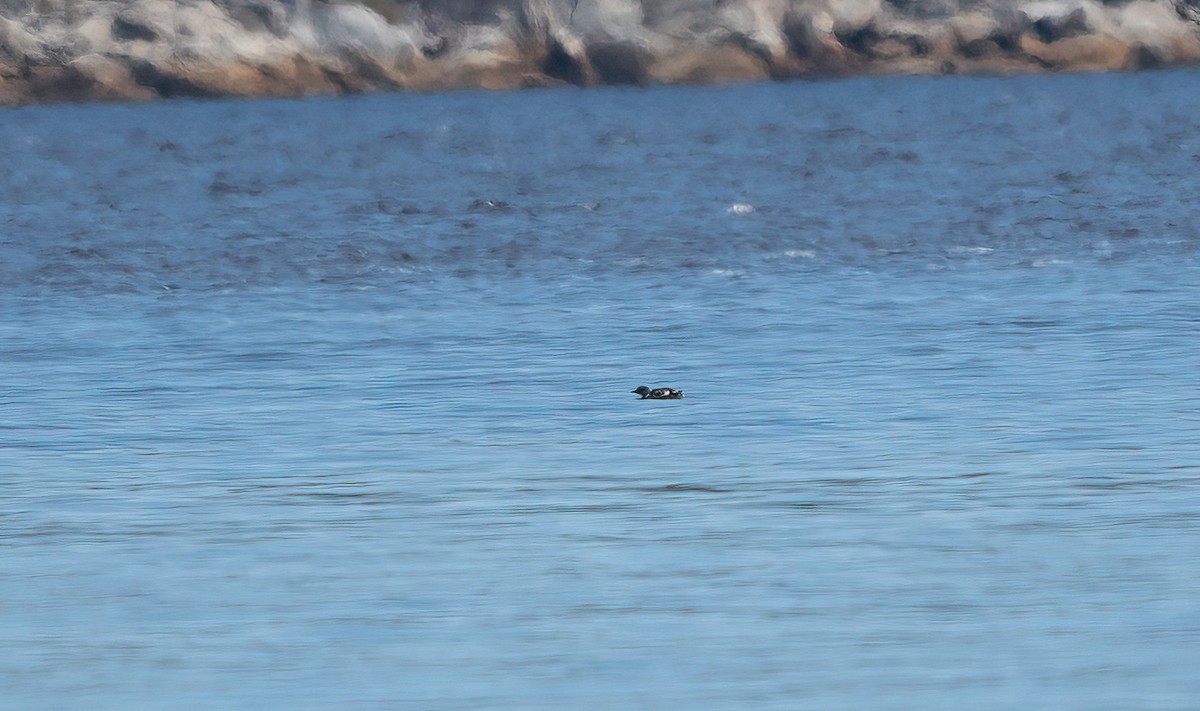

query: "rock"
xmin=313 ymin=2 xmax=419 ymax=55
xmin=112 ymin=15 xmax=159 ymax=42
xmin=0 ymin=77 xmax=30 ymax=105
xmin=1113 ymin=0 xmax=1197 ymax=46
xmin=0 ymin=15 xmax=44 ymax=71
xmin=73 ymin=15 xmax=115 ymax=54
xmin=887 ymin=0 xmax=961 ymax=20
xmin=876 ymin=35 xmax=928 ymax=60
xmin=1177 ymin=0 xmax=1200 ymax=22
xmin=335 ymin=48 xmax=405 ymax=91
xmin=127 ymin=57 xmax=211 ymax=98
xmin=647 ymin=43 xmax=770 ymax=84
xmin=585 ymin=41 xmax=651 ymax=84
xmin=568 ymin=0 xmax=647 ymax=40
xmin=1126 ymin=42 xmax=1166 ymax=67
xmin=540 ymin=37 xmax=589 ymax=85
xmin=2 ymin=0 xmax=1200 ymax=105
xmin=1031 ymin=7 xmax=1092 ymax=43
xmin=255 ymin=55 xmax=340 ymax=96
xmin=783 ymin=10 xmax=856 ymax=72
xmin=1019 ymin=32 xmax=1131 ymax=70
xmin=820 ymin=0 xmax=887 ymax=35
xmin=173 ymin=1 xmax=263 ymax=61
xmin=111 ymin=1 xmax=174 ymax=43
xmin=67 ymin=53 xmax=155 ymax=101
xmin=833 ymin=23 xmax=930 ymax=61
xmin=951 ymin=10 xmax=1002 ymax=43
xmin=226 ymin=0 xmax=290 ymax=37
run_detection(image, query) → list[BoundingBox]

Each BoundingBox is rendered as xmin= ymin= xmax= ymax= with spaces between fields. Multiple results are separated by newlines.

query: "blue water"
xmin=3 ymin=71 xmax=1200 ymax=709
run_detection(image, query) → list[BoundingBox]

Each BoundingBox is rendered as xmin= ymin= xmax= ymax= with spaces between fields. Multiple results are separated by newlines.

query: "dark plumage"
xmin=632 ymin=385 xmax=685 ymax=399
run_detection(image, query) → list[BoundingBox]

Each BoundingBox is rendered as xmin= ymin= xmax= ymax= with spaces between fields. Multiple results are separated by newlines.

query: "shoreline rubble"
xmin=2 ymin=0 xmax=1198 ymax=105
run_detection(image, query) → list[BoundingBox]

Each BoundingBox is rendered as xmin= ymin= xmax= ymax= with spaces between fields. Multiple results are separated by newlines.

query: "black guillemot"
xmin=632 ymin=386 xmax=685 ymax=400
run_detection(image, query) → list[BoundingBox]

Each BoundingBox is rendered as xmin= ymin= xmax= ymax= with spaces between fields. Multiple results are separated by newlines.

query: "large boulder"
xmin=0 ymin=15 xmax=43 ymax=73
xmin=2 ymin=0 xmax=1200 ymax=104
xmin=67 ymin=53 xmax=156 ymax=101
xmin=1019 ymin=30 xmax=1131 ymax=68
xmin=111 ymin=0 xmax=174 ymax=43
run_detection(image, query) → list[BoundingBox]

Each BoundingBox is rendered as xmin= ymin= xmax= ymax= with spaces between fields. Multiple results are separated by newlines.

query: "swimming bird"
xmin=632 ymin=385 xmax=685 ymax=399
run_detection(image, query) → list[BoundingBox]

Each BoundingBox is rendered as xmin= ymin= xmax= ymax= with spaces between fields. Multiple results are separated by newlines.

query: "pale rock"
xmin=570 ymin=0 xmax=645 ymax=40
xmin=1019 ymin=30 xmax=1130 ymax=68
xmin=715 ymin=0 xmax=791 ymax=66
xmin=0 ymin=15 xmax=45 ymax=68
xmin=175 ymin=1 xmax=277 ymax=61
xmin=950 ymin=11 xmax=1001 ymax=44
xmin=1113 ymin=0 xmax=1197 ymax=46
xmin=313 ymin=2 xmax=418 ymax=55
xmin=815 ymin=0 xmax=886 ymax=34
xmin=647 ymin=42 xmax=769 ymax=83
xmin=73 ymin=14 xmax=116 ymax=54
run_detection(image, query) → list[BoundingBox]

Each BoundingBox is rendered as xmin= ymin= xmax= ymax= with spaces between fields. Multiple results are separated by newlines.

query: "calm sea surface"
xmin=3 ymin=71 xmax=1200 ymax=709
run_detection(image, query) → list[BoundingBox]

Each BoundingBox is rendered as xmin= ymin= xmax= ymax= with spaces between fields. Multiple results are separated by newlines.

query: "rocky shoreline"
xmin=2 ymin=0 xmax=1199 ymax=105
